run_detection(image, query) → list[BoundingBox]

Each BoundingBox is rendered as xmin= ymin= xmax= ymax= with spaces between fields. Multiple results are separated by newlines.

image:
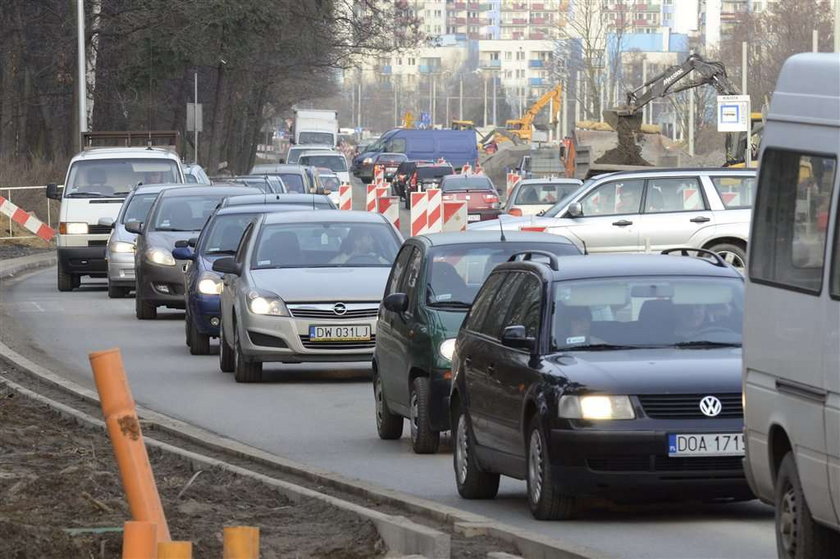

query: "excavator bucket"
xmin=602 ymin=109 xmax=643 ymax=133
xmin=595 ymin=110 xmax=652 ymax=167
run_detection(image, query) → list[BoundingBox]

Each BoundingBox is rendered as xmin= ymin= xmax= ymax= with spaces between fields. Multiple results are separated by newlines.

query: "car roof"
xmin=496 ymin=253 xmax=743 ymax=280
xmin=300 ymin=152 xmax=343 ymax=158
xmin=440 ymin=175 xmax=490 ymax=180
xmin=262 ymin=209 xmax=388 ymax=225
xmin=517 ymin=177 xmax=582 ymax=185
xmin=158 ymin=185 xmax=260 ymax=198
xmin=71 ymin=147 xmax=180 ymax=161
xmin=129 ymin=183 xmax=186 ymax=195
xmin=214 ymin=204 xmax=312 ymax=216
xmin=223 ymin=193 xmax=333 ymax=206
xmin=416 ymin=231 xmax=577 ymax=247
xmin=590 ymin=167 xmax=756 ymax=181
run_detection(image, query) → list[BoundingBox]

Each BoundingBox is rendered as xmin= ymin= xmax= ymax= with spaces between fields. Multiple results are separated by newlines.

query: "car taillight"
xmin=411 ymin=175 xmax=417 ymax=188
xmin=509 ymin=207 xmax=523 ymax=216
xmin=482 ymin=194 xmax=499 ymax=203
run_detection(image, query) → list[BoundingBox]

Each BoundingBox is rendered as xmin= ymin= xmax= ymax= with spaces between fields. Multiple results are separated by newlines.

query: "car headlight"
xmin=60 ymin=222 xmax=89 ymax=235
xmin=109 ymin=240 xmax=135 ymax=253
xmin=247 ymin=290 xmax=289 ymax=316
xmin=197 ymin=274 xmax=222 ymax=295
xmin=363 ymin=157 xmax=373 ymax=164
xmin=439 ymin=338 xmax=456 ymax=361
xmin=557 ymin=395 xmax=635 ymax=420
xmin=145 ymin=248 xmax=176 ymax=266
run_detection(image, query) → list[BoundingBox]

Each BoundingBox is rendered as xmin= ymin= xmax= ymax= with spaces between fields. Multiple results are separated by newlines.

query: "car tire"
xmin=57 ymin=264 xmax=74 ymax=292
xmin=233 ymin=325 xmax=262 ymax=383
xmin=410 ymin=377 xmax=440 ymax=454
xmin=526 ymin=416 xmax=575 ymax=520
xmin=374 ymin=371 xmax=403 ymax=440
xmin=775 ymin=452 xmax=840 ymax=558
xmin=185 ymin=310 xmax=192 ymax=347
xmin=135 ymin=293 xmax=157 ymax=320
xmin=709 ymin=242 xmax=746 ymax=271
xmin=453 ymin=403 xmax=499 ymax=499
xmin=188 ymin=320 xmax=210 ymax=355
xmin=107 ymin=283 xmax=129 ymax=299
xmin=219 ymin=324 xmax=235 ymax=373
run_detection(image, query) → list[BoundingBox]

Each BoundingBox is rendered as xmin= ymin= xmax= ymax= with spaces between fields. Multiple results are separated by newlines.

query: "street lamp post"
xmin=77 ymin=0 xmax=87 ymax=149
xmin=483 ymin=74 xmax=488 ymax=128
xmin=492 ymin=73 xmax=497 ymax=126
xmin=459 ymin=75 xmax=464 ymax=121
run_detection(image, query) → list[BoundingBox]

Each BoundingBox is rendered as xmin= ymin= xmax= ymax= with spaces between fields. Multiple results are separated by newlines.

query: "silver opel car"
xmin=214 ymin=210 xmax=403 ymax=383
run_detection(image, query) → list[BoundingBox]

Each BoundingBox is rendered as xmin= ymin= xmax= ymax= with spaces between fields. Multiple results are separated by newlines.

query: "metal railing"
xmin=0 ymin=185 xmax=51 ymax=240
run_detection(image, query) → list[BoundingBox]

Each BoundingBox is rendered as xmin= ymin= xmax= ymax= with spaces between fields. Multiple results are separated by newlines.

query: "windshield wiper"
xmin=65 ymin=192 xmax=111 ymax=198
xmin=153 ymin=227 xmax=193 ymax=232
xmin=560 ymin=343 xmax=648 ymax=351
xmin=205 ymin=249 xmax=236 ymax=255
xmin=672 ymin=341 xmax=741 ymax=349
xmin=427 ymin=300 xmax=471 ymax=308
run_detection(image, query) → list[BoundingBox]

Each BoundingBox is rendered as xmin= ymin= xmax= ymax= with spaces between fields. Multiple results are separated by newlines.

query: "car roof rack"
xmin=660 ymin=247 xmax=728 ymax=267
xmin=506 ymin=250 xmax=561 ymax=271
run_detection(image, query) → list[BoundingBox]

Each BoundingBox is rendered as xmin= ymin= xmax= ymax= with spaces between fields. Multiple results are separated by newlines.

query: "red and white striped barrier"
xmin=373 ymin=164 xmax=385 ymax=187
xmin=0 ymin=196 xmax=54 ymax=241
xmin=377 ymin=196 xmax=400 ymax=230
xmin=410 ymin=192 xmax=428 ymax=236
xmin=366 ymin=185 xmax=378 ymax=212
xmin=442 ymin=201 xmax=468 ymax=232
xmin=338 ymin=184 xmax=352 ymax=211
xmin=375 ymin=186 xmax=390 ymax=200
xmin=506 ymin=172 xmax=521 ymax=199
xmin=720 ymin=191 xmax=740 ymax=207
xmin=460 ymin=163 xmax=472 ymax=175
xmin=474 ymin=163 xmax=484 ymax=175
xmin=683 ymin=188 xmax=701 ymax=210
xmin=426 ymin=188 xmax=442 ymax=233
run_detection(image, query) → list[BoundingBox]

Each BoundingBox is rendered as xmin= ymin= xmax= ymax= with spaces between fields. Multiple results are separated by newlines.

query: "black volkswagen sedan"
xmin=449 ymin=249 xmax=752 ymax=520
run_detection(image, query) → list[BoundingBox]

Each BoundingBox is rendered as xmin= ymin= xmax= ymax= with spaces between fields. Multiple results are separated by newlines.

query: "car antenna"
xmin=498 ymin=216 xmax=506 ymax=242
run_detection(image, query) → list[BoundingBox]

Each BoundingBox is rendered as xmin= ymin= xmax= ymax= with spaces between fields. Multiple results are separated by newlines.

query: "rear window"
xmin=279 ymin=173 xmax=305 ymax=193
xmin=711 ymin=176 xmax=756 ymax=209
xmin=441 ymin=177 xmax=494 ymax=192
xmin=299 ymin=154 xmax=347 ymax=172
xmin=416 ymin=166 xmax=454 ymax=179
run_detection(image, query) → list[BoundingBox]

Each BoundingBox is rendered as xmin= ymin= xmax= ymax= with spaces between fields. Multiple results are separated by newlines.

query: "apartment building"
xmin=499 ymin=0 xmax=561 ymax=40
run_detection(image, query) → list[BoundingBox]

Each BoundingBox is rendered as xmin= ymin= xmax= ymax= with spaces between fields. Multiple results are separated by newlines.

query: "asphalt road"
xmin=0 ymin=181 xmax=776 ymax=558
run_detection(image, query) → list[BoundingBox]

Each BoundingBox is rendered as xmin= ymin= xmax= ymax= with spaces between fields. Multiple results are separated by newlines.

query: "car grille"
xmin=638 ymin=393 xmax=742 ymax=419
xmin=299 ymin=335 xmax=376 ymax=350
xmin=89 ymin=224 xmax=113 ymax=234
xmin=587 ymin=455 xmax=743 ymax=473
xmin=287 ymin=303 xmax=379 ymax=320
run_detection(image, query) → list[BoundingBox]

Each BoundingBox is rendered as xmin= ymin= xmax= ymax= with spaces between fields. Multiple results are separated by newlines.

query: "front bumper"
xmin=547 ymin=420 xmax=753 ymax=501
xmin=238 ymin=313 xmax=377 ymax=363
xmin=188 ymin=293 xmax=221 ymax=336
xmin=137 ymin=262 xmax=186 ymax=308
xmin=107 ymin=251 xmax=136 ymax=287
xmin=58 ymin=246 xmax=107 ymax=276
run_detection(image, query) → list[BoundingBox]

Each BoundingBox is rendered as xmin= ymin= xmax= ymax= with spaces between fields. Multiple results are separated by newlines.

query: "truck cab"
xmin=47 ymin=134 xmax=184 ymax=291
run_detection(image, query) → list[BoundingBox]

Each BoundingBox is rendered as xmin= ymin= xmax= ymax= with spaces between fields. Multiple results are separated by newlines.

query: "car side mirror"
xmin=567 ymin=202 xmax=583 ymax=218
xmin=46 ymin=183 xmax=61 ymax=200
xmin=174 ymin=239 xmax=189 ymax=248
xmin=97 ymin=216 xmax=115 ymax=228
xmin=172 ymin=247 xmax=194 ymax=261
xmin=212 ymin=257 xmax=241 ymax=275
xmin=383 ymin=292 xmax=408 ymax=313
xmin=125 ymin=221 xmax=143 ymax=235
xmin=188 ymin=237 xmax=198 ymax=248
xmin=501 ymin=325 xmax=535 ymax=351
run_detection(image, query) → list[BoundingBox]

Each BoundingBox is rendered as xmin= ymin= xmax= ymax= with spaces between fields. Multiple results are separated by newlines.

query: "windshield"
xmin=551 ymin=276 xmax=743 ymax=351
xmin=65 ymin=159 xmax=180 ymax=197
xmin=149 ymin=194 xmax=228 ymax=232
xmin=416 ymin=166 xmax=453 ymax=179
xmin=279 ymin=173 xmax=305 ymax=193
xmin=121 ymin=192 xmax=159 ymax=224
xmin=200 ymin=213 xmax=256 ymax=255
xmin=543 ymin=180 xmax=594 ymax=217
xmin=252 ymin=222 xmax=400 ymax=269
xmin=299 ymin=155 xmax=347 ymax=172
xmin=515 ymin=182 xmax=581 ymax=206
xmin=298 ymin=132 xmax=334 ymax=146
xmin=426 ymin=242 xmax=579 ymax=307
xmin=441 ymin=177 xmax=494 ymax=192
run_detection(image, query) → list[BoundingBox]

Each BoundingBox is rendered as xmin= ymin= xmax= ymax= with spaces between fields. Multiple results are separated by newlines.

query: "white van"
xmin=47 ymin=143 xmax=184 ymax=291
xmin=743 ymin=53 xmax=840 ymax=557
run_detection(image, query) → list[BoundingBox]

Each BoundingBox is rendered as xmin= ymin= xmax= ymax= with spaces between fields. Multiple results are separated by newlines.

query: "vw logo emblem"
xmin=333 ymin=303 xmax=347 ymax=316
xmin=699 ymin=395 xmax=722 ymax=417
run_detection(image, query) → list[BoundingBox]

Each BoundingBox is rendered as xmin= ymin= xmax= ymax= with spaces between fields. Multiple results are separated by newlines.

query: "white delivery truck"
xmin=292 ymin=109 xmax=339 ymax=146
xmin=46 ymin=131 xmax=185 ymax=292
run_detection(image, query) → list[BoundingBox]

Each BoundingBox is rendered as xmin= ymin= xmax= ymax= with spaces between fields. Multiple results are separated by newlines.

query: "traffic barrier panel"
xmin=122 ymin=521 xmax=157 ymax=559
xmin=410 ymin=192 xmax=428 ymax=236
xmin=442 ymin=201 xmax=468 ymax=232
xmin=720 ymin=191 xmax=740 ymax=206
xmin=373 ymin=164 xmax=385 ymax=186
xmin=375 ymin=186 xmax=390 ymax=200
xmin=426 ymin=188 xmax=442 ymax=233
xmin=461 ymin=163 xmax=472 ymax=175
xmin=366 ymin=185 xmax=378 ymax=212
xmin=157 ymin=541 xmax=192 ymax=558
xmin=89 ymin=348 xmax=171 ymax=544
xmin=377 ymin=196 xmax=400 ymax=230
xmin=338 ymin=184 xmax=352 ymax=211
xmin=223 ymin=526 xmax=260 ymax=559
xmin=683 ymin=188 xmax=701 ymax=210
xmin=0 ymin=195 xmax=55 ymax=241
xmin=474 ymin=163 xmax=484 ymax=175
xmin=505 ymin=173 xmax=521 ymax=200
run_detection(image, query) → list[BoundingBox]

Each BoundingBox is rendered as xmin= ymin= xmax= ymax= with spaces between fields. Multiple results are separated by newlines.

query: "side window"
xmin=479 ymin=273 xmax=525 ymax=339
xmin=751 ymin=149 xmax=837 ymax=294
xmin=579 ymin=179 xmax=644 ymax=216
xmin=404 ymin=247 xmax=423 ymax=310
xmin=385 ymin=245 xmax=414 ymax=296
xmin=645 ymin=178 xmax=706 ymax=213
xmin=504 ymin=274 xmax=543 ymax=339
xmin=387 ymin=138 xmax=407 ymax=153
xmin=711 ymin=176 xmax=756 ymax=209
xmin=464 ymin=272 xmax=505 ymax=332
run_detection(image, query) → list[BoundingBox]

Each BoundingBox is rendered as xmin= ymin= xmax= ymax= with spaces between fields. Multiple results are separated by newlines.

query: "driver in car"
xmin=674 ymin=304 xmax=708 ymax=340
xmin=330 ymin=230 xmax=389 ymax=265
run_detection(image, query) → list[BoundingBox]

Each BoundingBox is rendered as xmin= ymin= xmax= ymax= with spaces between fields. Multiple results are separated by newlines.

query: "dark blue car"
xmin=174 ymin=204 xmax=322 ymax=355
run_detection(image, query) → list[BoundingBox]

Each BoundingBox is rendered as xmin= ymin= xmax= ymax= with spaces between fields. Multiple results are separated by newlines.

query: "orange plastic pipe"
xmin=122 ymin=520 xmax=157 ymax=559
xmin=157 ymin=541 xmax=192 ymax=559
xmin=90 ymin=348 xmax=171 ymax=543
xmin=223 ymin=526 xmax=260 ymax=559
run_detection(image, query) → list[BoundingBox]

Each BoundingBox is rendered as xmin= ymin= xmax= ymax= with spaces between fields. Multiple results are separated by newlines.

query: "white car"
xmin=298 ymin=152 xmax=351 ymax=185
xmin=471 ymin=168 xmax=756 ymax=270
xmin=284 ymin=145 xmax=335 ymax=165
xmin=503 ymin=178 xmax=582 ymax=216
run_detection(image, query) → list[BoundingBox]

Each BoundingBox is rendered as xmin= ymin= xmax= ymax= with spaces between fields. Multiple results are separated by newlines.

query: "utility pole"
xmin=459 ymin=76 xmax=463 ymax=121
xmin=835 ymin=0 xmax=840 ymax=52
xmin=432 ymin=75 xmax=437 ymax=127
xmin=642 ymin=58 xmax=648 ymax=125
xmin=77 ymin=0 xmax=87 ymax=150
xmin=492 ymin=73 xmax=497 ymax=126
xmin=688 ymin=89 xmax=695 ymax=156
xmin=394 ymin=81 xmax=398 ymax=128
xmin=813 ymin=29 xmax=819 ymax=52
xmin=742 ymin=41 xmax=751 ymax=167
xmin=194 ymin=73 xmax=198 ymax=164
xmin=483 ymin=75 xmax=488 ymax=128
xmin=561 ymin=78 xmax=567 ymax=138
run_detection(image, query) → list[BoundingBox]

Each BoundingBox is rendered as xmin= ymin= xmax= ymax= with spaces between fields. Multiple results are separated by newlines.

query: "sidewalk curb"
xmin=0 ymin=252 xmax=56 ymax=280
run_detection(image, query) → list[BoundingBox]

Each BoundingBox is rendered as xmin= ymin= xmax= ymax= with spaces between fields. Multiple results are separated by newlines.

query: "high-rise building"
xmin=499 ymin=0 xmax=560 ymax=40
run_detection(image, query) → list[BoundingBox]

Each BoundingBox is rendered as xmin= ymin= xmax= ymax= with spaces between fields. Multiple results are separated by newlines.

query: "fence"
xmin=0 ymin=186 xmax=52 ymax=240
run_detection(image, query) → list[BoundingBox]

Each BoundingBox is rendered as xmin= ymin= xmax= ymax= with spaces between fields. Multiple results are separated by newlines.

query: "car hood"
xmin=144 ymin=230 xmax=199 ymax=250
xmin=61 ymin=197 xmax=125 ymax=226
xmin=109 ymin=223 xmax=136 ymax=244
xmin=467 ymin=214 xmax=561 ymax=231
xmin=427 ymin=307 xmax=469 ymax=339
xmin=546 ymin=347 xmax=742 ymax=394
xmin=249 ymin=267 xmax=390 ymax=302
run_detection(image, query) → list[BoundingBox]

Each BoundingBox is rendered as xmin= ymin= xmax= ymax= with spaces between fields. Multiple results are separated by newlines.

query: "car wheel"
xmin=233 ymin=325 xmax=262 ymax=383
xmin=410 ymin=377 xmax=440 ymax=454
xmin=184 ymin=310 xmax=192 ymax=347
xmin=107 ymin=283 xmax=129 ymax=299
xmin=373 ymin=372 xmax=403 ymax=440
xmin=188 ymin=319 xmax=210 ymax=355
xmin=775 ymin=452 xmax=840 ymax=558
xmin=453 ymin=403 xmax=499 ymax=499
xmin=135 ymin=292 xmax=157 ymax=320
xmin=709 ymin=242 xmax=746 ymax=272
xmin=526 ymin=416 xmax=575 ymax=520
xmin=57 ymin=264 xmax=74 ymax=292
xmin=219 ymin=324 xmax=235 ymax=373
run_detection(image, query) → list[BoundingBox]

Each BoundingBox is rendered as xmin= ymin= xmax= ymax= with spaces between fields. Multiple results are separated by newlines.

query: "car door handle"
xmin=612 ymin=219 xmax=633 ymax=227
xmin=690 ymin=216 xmax=711 ymax=223
xmin=464 ymin=356 xmax=472 ymax=366
xmin=487 ymin=364 xmax=496 ymax=375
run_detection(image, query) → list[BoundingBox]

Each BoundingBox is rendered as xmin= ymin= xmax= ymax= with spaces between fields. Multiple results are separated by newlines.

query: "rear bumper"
xmin=468 ymin=209 xmax=502 ymax=222
xmin=107 ymin=252 xmax=136 ymax=286
xmin=58 ymin=246 xmax=107 ymax=276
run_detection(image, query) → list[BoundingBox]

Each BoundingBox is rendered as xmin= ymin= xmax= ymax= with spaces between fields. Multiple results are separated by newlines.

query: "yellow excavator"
xmin=505 ymin=84 xmax=563 ymax=142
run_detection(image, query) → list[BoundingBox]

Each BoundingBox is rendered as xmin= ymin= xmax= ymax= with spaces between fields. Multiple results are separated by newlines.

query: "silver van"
xmin=743 ymin=53 xmax=840 ymax=558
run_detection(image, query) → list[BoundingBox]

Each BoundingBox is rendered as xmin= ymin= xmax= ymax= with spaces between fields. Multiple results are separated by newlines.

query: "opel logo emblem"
xmin=333 ymin=303 xmax=347 ymax=316
xmin=699 ymin=395 xmax=722 ymax=417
